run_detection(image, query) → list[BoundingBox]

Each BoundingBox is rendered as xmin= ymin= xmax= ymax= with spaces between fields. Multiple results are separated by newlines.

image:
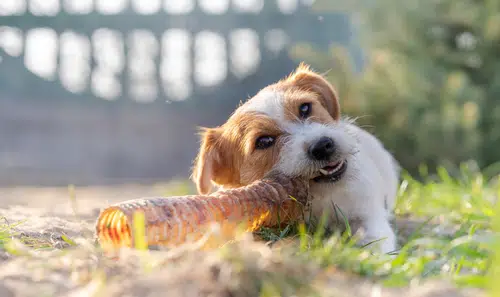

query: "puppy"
xmin=191 ymin=63 xmax=400 ymax=254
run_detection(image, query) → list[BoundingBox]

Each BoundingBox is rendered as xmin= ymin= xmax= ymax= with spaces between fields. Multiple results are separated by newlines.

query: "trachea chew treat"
xmin=95 ymin=173 xmax=309 ymax=250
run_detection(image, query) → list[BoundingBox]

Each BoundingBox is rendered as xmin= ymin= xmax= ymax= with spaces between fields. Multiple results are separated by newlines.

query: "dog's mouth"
xmin=311 ymin=160 xmax=348 ymax=183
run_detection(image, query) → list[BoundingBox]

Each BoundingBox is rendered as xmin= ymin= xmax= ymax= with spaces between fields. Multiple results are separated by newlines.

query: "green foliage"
xmin=291 ymin=0 xmax=500 ymax=177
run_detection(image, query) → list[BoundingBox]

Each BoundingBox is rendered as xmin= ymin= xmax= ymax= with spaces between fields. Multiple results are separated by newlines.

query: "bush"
xmin=291 ymin=0 xmax=500 ymax=178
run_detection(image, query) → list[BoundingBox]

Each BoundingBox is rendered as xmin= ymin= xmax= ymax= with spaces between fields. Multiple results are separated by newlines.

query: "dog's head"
xmin=192 ymin=63 xmax=358 ymax=194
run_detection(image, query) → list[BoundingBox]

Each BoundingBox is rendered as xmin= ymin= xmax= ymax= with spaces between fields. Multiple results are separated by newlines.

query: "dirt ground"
xmin=0 ymin=184 xmax=486 ymax=297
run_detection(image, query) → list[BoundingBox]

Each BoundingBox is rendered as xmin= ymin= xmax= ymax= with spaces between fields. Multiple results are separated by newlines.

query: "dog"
xmin=191 ymin=63 xmax=400 ymax=254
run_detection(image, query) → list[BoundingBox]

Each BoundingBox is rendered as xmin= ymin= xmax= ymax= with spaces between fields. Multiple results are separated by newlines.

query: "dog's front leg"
xmin=355 ymin=213 xmax=397 ymax=255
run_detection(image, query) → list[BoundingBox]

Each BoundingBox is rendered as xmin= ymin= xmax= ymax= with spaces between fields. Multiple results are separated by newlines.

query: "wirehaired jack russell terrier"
xmin=191 ymin=63 xmax=400 ymax=254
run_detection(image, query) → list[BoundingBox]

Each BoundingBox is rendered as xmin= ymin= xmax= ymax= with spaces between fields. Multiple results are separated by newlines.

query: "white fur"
xmin=240 ymin=89 xmax=400 ymax=254
xmin=237 ymin=89 xmax=286 ymax=121
xmin=304 ymin=121 xmax=399 ymax=254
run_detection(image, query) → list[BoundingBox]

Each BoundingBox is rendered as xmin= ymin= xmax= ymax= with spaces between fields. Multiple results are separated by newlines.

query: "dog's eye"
xmin=299 ymin=102 xmax=312 ymax=118
xmin=255 ymin=136 xmax=275 ymax=150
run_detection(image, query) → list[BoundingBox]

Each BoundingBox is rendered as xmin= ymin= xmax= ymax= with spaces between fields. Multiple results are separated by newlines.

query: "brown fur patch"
xmin=280 ymin=63 xmax=341 ymax=121
xmin=192 ymin=112 xmax=283 ymax=194
xmin=281 ymin=89 xmax=336 ymax=124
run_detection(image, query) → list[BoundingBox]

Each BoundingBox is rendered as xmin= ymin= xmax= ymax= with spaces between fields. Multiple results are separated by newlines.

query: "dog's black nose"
xmin=308 ymin=137 xmax=335 ymax=161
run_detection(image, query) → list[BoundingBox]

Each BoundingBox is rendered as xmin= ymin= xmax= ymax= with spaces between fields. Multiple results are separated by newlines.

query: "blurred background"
xmin=0 ymin=0 xmax=499 ymax=188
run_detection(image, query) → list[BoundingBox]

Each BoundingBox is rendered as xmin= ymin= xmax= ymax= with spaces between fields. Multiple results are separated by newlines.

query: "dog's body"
xmin=305 ymin=122 xmax=400 ymax=253
xmin=192 ymin=64 xmax=400 ymax=254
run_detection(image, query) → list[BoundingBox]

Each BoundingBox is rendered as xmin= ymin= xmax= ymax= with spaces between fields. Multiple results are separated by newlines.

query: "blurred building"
xmin=0 ymin=0 xmax=359 ymax=186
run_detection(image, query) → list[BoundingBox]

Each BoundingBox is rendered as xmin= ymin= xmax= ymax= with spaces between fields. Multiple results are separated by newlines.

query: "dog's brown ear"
xmin=287 ymin=63 xmax=341 ymax=121
xmin=191 ymin=127 xmax=222 ymax=195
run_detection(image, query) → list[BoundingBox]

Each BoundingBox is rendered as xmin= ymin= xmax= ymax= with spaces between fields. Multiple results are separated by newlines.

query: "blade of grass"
xmin=133 ymin=211 xmax=148 ymax=251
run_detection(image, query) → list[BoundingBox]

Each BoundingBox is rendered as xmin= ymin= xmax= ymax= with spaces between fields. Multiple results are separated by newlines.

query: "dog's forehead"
xmin=236 ymin=89 xmax=285 ymax=120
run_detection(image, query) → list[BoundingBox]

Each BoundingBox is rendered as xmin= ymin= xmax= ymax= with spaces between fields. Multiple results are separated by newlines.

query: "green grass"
xmin=256 ymin=163 xmax=499 ymax=291
xmin=0 ymin=217 xmax=64 ymax=253
xmin=0 ymin=163 xmax=498 ymax=296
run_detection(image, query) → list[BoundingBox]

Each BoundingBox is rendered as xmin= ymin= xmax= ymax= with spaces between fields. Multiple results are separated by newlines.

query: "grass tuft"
xmin=256 ymin=164 xmax=498 ymax=290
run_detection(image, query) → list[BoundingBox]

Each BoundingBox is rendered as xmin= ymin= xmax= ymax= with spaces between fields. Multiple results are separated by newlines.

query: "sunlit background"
xmin=2 ymin=0 xmax=330 ymax=102
xmin=2 ymin=0 xmax=498 ymax=188
xmin=0 ymin=0 xmax=362 ymax=186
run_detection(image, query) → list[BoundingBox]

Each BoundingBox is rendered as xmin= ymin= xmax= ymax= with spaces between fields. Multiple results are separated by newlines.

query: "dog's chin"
xmin=310 ymin=159 xmax=348 ymax=184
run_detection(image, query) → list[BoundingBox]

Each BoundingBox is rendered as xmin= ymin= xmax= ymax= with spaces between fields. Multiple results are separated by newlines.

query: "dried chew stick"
xmin=95 ymin=173 xmax=309 ymax=250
